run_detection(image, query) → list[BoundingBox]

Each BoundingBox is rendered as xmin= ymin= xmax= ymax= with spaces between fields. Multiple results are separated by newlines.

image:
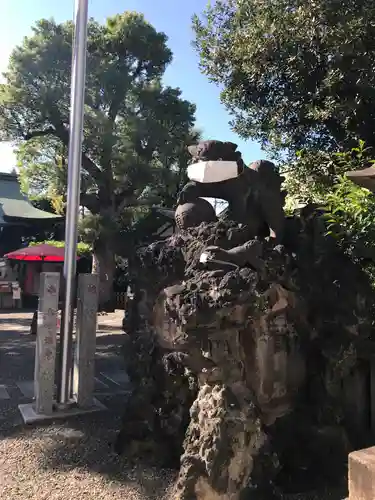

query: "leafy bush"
xmin=283 ymin=140 xmax=374 ymax=210
xmin=283 ymin=140 xmax=375 ymax=280
xmin=29 ymin=240 xmax=92 ymax=258
xmin=323 ymin=177 xmax=375 ymax=265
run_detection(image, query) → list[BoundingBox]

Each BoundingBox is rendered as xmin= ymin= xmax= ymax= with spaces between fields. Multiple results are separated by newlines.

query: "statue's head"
xmin=188 ymin=140 xmax=237 ymax=161
xmin=187 ymin=140 xmax=245 ymax=172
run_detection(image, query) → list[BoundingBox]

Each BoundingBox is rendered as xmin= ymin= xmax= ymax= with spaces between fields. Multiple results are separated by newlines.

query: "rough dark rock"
xmin=116 ymin=144 xmax=375 ymax=498
xmin=117 ymin=210 xmax=375 ymax=498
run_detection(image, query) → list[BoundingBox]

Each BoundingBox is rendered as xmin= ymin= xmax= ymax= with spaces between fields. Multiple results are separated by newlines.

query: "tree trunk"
xmin=92 ymin=240 xmax=116 ymax=312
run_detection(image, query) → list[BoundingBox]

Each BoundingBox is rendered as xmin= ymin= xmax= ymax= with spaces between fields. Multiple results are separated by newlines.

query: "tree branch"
xmin=24 ymin=123 xmax=103 ymax=184
xmin=107 ymin=62 xmax=144 ymax=123
xmin=116 ymin=195 xmax=160 ymax=215
xmin=24 ymin=127 xmax=55 ymax=140
xmin=81 ymin=152 xmax=103 ymax=184
xmin=132 ymin=60 xmax=144 ymax=80
xmin=52 ymin=122 xmax=103 ymax=183
xmin=80 ymin=192 xmax=100 ymax=214
xmin=108 ymin=97 xmax=122 ymax=123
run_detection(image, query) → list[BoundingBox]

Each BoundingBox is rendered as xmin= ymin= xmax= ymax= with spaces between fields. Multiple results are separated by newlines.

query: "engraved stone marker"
xmin=73 ymin=273 xmax=99 ymax=408
xmin=34 ymin=272 xmax=60 ymax=415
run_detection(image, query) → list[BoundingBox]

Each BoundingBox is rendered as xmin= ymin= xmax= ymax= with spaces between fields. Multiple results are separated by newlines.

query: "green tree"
xmin=281 ymin=140 xmax=375 ymax=281
xmin=193 ymin=0 xmax=375 ymax=156
xmin=323 ymin=176 xmax=375 ymax=268
xmin=0 ymin=12 xmax=197 ymax=307
xmin=282 ymin=140 xmax=374 ymax=209
xmin=17 ymin=137 xmax=67 ymax=215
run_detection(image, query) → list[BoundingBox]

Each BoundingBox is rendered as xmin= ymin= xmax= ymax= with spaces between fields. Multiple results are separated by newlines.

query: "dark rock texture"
xmin=117 ymin=208 xmax=374 ymax=498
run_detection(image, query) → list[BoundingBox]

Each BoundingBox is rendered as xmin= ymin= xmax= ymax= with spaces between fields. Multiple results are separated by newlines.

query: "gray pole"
xmin=58 ymin=0 xmax=89 ymax=405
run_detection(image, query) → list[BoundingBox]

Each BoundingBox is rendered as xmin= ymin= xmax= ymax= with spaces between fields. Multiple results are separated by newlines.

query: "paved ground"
xmin=0 ymin=311 xmax=348 ymax=500
xmin=0 ymin=310 xmax=129 ymax=406
xmin=0 ymin=310 xmax=176 ymax=500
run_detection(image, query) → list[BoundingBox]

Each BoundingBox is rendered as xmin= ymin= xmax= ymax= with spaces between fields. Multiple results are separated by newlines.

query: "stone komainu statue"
xmin=176 ymin=140 xmax=286 ymax=241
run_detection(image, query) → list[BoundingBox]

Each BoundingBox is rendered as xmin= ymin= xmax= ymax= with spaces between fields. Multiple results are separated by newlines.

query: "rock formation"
xmin=116 ymin=141 xmax=375 ymax=499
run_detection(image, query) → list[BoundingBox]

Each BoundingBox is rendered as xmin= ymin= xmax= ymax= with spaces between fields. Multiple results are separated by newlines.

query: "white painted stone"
xmin=187 ymin=160 xmax=239 ymax=183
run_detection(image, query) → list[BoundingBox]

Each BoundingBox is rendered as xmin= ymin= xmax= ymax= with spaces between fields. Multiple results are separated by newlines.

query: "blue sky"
xmin=0 ymin=0 xmax=264 ymax=172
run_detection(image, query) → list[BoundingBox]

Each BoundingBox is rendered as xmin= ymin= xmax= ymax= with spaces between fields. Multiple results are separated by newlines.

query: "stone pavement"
xmin=0 ymin=310 xmax=130 ymax=427
xmin=0 ymin=311 xmax=350 ymax=500
xmin=0 ymin=311 xmax=177 ymax=500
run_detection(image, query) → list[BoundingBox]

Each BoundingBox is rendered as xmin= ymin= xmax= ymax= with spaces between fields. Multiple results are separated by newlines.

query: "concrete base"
xmin=18 ymin=398 xmax=106 ymax=424
xmin=349 ymin=446 xmax=375 ymax=500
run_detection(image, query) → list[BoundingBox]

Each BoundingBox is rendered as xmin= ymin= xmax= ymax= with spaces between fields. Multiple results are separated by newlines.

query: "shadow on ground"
xmin=0 ymin=408 xmax=347 ymax=500
xmin=0 ymin=312 xmax=347 ymax=499
xmin=0 ymin=402 xmax=176 ymax=499
xmin=0 ymin=312 xmax=177 ymax=499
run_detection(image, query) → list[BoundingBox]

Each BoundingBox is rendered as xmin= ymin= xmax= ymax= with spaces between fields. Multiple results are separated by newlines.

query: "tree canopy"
xmin=1 ymin=12 xmax=196 ymax=225
xmin=193 ymin=0 xmax=375 ymax=156
xmin=0 ymin=12 xmax=197 ymax=305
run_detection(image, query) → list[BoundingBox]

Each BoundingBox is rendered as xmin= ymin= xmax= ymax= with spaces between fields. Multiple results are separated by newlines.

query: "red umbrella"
xmin=4 ymin=244 xmax=79 ymax=262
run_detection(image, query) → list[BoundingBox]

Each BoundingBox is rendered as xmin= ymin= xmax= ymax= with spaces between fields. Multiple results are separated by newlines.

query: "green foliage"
xmin=282 ymin=139 xmax=375 ymax=282
xmin=283 ymin=139 xmax=375 ymax=278
xmin=193 ymin=0 xmax=375 ymax=156
xmin=17 ymin=137 xmax=67 ymax=214
xmin=283 ymin=140 xmax=374 ymax=209
xmin=29 ymin=240 xmax=92 ymax=257
xmin=0 ymin=12 xmax=197 ymax=254
xmin=322 ymin=176 xmax=375 ymax=281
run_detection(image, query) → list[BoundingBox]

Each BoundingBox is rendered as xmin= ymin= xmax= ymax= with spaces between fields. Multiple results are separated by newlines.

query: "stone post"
xmin=34 ymin=272 xmax=60 ymax=415
xmin=349 ymin=446 xmax=375 ymax=500
xmin=73 ymin=273 xmax=99 ymax=408
xmin=370 ymin=359 xmax=375 ymax=435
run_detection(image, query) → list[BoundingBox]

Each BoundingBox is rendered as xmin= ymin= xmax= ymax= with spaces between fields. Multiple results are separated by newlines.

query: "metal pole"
xmin=58 ymin=0 xmax=89 ymax=405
